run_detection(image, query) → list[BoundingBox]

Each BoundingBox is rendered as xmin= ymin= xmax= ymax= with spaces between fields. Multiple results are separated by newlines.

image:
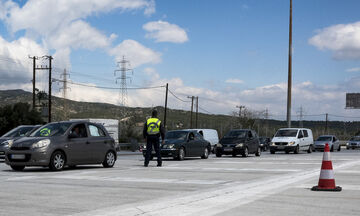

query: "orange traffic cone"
xmin=312 ymin=143 xmax=341 ymax=191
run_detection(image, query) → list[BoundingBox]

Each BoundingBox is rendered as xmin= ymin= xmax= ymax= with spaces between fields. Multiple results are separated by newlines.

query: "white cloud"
xmin=0 ymin=35 xmax=48 ymax=83
xmin=346 ymin=67 xmax=360 ymax=72
xmin=109 ymin=39 xmax=161 ymax=68
xmin=225 ymin=78 xmax=244 ymax=84
xmin=143 ymin=20 xmax=188 ymax=43
xmin=309 ymin=21 xmax=360 ymax=60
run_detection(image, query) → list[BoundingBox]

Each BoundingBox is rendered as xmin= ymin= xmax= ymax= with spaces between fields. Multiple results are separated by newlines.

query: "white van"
xmin=184 ymin=129 xmax=219 ymax=152
xmin=270 ymin=128 xmax=314 ymax=154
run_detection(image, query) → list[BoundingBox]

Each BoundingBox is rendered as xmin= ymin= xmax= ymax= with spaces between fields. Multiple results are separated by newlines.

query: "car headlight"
xmin=236 ymin=143 xmax=244 ymax=148
xmin=164 ymin=144 xmax=175 ymax=149
xmin=271 ymin=142 xmax=276 ymax=146
xmin=216 ymin=143 xmax=222 ymax=147
xmin=32 ymin=139 xmax=51 ymax=149
xmin=346 ymin=142 xmax=349 ymax=146
xmin=1 ymin=139 xmax=14 ymax=148
xmin=288 ymin=141 xmax=295 ymax=146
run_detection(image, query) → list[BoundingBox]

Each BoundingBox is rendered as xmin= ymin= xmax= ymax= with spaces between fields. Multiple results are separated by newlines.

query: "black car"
xmin=143 ymin=130 xmax=211 ymax=160
xmin=0 ymin=125 xmax=41 ymax=160
xmin=259 ymin=137 xmax=271 ymax=151
xmin=216 ymin=129 xmax=261 ymax=157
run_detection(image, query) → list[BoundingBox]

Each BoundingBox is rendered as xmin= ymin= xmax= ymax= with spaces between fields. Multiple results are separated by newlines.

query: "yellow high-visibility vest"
xmin=147 ymin=118 xmax=161 ymax=135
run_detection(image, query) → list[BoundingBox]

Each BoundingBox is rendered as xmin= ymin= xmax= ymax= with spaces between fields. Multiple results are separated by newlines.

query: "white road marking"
xmin=160 ymin=166 xmax=301 ymax=172
xmin=68 ymin=160 xmax=360 ymax=216
xmin=215 ymin=161 xmax=320 ymax=165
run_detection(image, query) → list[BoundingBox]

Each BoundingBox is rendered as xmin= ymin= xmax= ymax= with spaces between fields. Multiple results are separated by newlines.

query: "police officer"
xmin=143 ymin=109 xmax=165 ymax=167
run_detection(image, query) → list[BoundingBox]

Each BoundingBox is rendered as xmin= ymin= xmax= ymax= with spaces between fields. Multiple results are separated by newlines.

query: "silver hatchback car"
xmin=314 ymin=135 xmax=341 ymax=152
xmin=4 ymin=121 xmax=117 ymax=171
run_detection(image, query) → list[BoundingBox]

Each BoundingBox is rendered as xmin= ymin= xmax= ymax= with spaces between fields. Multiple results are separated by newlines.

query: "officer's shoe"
xmin=157 ymin=163 xmax=162 ymax=167
xmin=144 ymin=163 xmax=149 ymax=167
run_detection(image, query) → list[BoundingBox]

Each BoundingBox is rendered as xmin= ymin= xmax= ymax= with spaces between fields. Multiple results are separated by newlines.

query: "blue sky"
xmin=1 ymin=0 xmax=360 ymax=120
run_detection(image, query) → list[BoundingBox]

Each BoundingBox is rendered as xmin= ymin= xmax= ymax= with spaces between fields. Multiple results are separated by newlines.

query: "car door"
xmin=194 ymin=132 xmax=206 ymax=156
xmin=185 ymin=132 xmax=197 ymax=157
xmin=298 ymin=130 xmax=305 ymax=150
xmin=66 ymin=123 xmax=89 ymax=164
xmin=87 ymin=124 xmax=109 ymax=163
xmin=246 ymin=131 xmax=255 ymax=153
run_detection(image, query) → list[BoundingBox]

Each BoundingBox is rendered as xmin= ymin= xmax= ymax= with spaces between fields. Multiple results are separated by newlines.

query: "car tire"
xmin=255 ymin=147 xmax=261 ymax=157
xmin=49 ymin=151 xmax=66 ymax=171
xmin=270 ymin=150 xmax=275 ymax=154
xmin=216 ymin=152 xmax=222 ymax=157
xmin=330 ymin=145 xmax=334 ymax=152
xmin=241 ymin=147 xmax=249 ymax=157
xmin=201 ymin=147 xmax=209 ymax=159
xmin=307 ymin=145 xmax=312 ymax=153
xmin=232 ymin=152 xmax=237 ymax=157
xmin=11 ymin=165 xmax=25 ymax=171
xmin=178 ymin=147 xmax=185 ymax=161
xmin=294 ymin=145 xmax=299 ymax=154
xmin=103 ymin=151 xmax=116 ymax=168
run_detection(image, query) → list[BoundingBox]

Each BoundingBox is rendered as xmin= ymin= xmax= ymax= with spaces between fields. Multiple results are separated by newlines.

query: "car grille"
xmin=275 ymin=142 xmax=288 ymax=146
xmin=10 ymin=146 xmax=30 ymax=151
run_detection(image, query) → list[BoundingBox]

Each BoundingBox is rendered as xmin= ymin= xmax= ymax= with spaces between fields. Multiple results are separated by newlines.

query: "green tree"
xmin=0 ymin=102 xmax=43 ymax=136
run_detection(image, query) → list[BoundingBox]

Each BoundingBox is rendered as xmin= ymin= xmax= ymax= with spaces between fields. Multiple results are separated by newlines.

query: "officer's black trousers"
xmin=145 ymin=135 xmax=162 ymax=166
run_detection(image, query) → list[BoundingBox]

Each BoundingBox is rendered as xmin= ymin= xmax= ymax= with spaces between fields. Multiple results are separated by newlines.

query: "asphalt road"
xmin=1 ymin=149 xmax=360 ymax=216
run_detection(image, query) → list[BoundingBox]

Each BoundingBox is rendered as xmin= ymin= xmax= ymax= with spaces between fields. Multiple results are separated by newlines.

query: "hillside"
xmin=1 ymin=89 xmax=360 ymax=140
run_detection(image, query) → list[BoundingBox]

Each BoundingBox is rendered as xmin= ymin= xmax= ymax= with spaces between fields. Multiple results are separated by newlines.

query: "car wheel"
xmin=294 ymin=145 xmax=299 ymax=154
xmin=241 ymin=147 xmax=249 ymax=157
xmin=216 ymin=152 xmax=222 ymax=157
xmin=307 ymin=145 xmax=312 ymax=153
xmin=270 ymin=150 xmax=275 ymax=154
xmin=178 ymin=147 xmax=185 ymax=161
xmin=103 ymin=151 xmax=116 ymax=168
xmin=337 ymin=145 xmax=341 ymax=151
xmin=49 ymin=151 xmax=66 ymax=171
xmin=201 ymin=147 xmax=209 ymax=159
xmin=11 ymin=165 xmax=25 ymax=171
xmin=330 ymin=145 xmax=334 ymax=152
xmin=255 ymin=147 xmax=261 ymax=157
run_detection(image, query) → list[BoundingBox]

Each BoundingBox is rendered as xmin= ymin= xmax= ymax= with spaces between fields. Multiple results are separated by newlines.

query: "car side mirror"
xmin=68 ymin=133 xmax=77 ymax=139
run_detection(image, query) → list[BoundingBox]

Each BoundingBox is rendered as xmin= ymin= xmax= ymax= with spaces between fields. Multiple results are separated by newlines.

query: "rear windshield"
xmin=316 ymin=136 xmax=332 ymax=141
xmin=31 ymin=123 xmax=72 ymax=137
xmin=224 ymin=130 xmax=247 ymax=138
xmin=2 ymin=126 xmax=35 ymax=137
xmin=275 ymin=129 xmax=298 ymax=137
xmin=166 ymin=131 xmax=188 ymax=140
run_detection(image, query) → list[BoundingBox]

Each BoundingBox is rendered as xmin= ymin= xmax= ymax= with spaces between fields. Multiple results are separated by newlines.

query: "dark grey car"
xmin=4 ymin=121 xmax=117 ymax=171
xmin=0 ymin=125 xmax=41 ymax=160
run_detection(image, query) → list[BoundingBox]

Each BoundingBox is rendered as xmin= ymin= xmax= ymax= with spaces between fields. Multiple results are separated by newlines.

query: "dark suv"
xmin=216 ymin=129 xmax=261 ymax=157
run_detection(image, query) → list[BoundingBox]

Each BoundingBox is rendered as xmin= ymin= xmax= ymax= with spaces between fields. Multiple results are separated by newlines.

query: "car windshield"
xmin=224 ymin=130 xmax=247 ymax=138
xmin=165 ymin=131 xmax=188 ymax=140
xmin=275 ymin=129 xmax=298 ymax=137
xmin=259 ymin=137 xmax=266 ymax=142
xmin=317 ymin=136 xmax=332 ymax=141
xmin=2 ymin=126 xmax=36 ymax=137
xmin=350 ymin=137 xmax=360 ymax=141
xmin=31 ymin=123 xmax=72 ymax=137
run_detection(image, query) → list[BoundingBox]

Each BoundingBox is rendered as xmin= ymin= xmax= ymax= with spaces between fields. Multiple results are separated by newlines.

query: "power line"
xmin=168 ymin=89 xmax=191 ymax=103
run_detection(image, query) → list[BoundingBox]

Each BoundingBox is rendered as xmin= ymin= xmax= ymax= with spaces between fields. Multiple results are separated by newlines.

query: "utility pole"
xmin=195 ymin=96 xmax=199 ymax=128
xmin=298 ymin=106 xmax=304 ymax=128
xmin=265 ymin=108 xmax=269 ymax=137
xmin=188 ymin=96 xmax=194 ymax=128
xmin=164 ymin=83 xmax=169 ymax=128
xmin=29 ymin=56 xmax=38 ymax=110
xmin=48 ymin=56 xmax=52 ymax=122
xmin=325 ymin=113 xmax=328 ymax=134
xmin=286 ymin=0 xmax=293 ymax=128
xmin=60 ymin=69 xmax=70 ymax=120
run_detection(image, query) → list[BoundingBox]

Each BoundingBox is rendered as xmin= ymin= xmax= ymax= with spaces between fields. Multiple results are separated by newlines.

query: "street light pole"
xmin=286 ymin=0 xmax=293 ymax=128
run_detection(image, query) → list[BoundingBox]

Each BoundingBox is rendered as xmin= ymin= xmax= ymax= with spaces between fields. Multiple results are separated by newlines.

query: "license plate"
xmin=277 ymin=146 xmax=285 ymax=149
xmin=11 ymin=154 xmax=25 ymax=159
xmin=224 ymin=148 xmax=233 ymax=152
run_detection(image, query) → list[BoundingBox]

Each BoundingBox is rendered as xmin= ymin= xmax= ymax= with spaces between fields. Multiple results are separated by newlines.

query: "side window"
xmin=195 ymin=133 xmax=203 ymax=140
xmin=252 ymin=131 xmax=258 ymax=138
xmin=302 ymin=130 xmax=308 ymax=137
xmin=89 ymin=125 xmax=106 ymax=137
xmin=332 ymin=137 xmax=336 ymax=142
xmin=70 ymin=124 xmax=88 ymax=138
xmin=248 ymin=131 xmax=253 ymax=139
xmin=298 ymin=130 xmax=304 ymax=138
xmin=188 ymin=132 xmax=195 ymax=141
